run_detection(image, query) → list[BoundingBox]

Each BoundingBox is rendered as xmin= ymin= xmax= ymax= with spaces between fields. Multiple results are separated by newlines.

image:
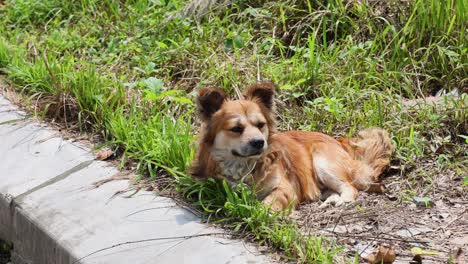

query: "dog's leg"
xmin=314 ymin=150 xmax=360 ymax=207
xmin=319 ymin=193 xmax=341 ymax=208
xmin=319 ymin=183 xmax=357 ymax=208
xmin=338 ymin=183 xmax=358 ymax=204
xmin=320 ymin=189 xmax=335 ymax=200
xmin=262 ymin=188 xmax=296 ymax=211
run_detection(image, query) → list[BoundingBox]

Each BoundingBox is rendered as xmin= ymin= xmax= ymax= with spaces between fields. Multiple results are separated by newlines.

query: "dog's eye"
xmin=257 ymin=122 xmax=265 ymax=129
xmin=230 ymin=126 xmax=244 ymax=133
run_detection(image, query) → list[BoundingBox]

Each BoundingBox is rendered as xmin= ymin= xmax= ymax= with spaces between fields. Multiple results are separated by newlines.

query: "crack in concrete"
xmin=14 ymin=160 xmax=94 ymax=204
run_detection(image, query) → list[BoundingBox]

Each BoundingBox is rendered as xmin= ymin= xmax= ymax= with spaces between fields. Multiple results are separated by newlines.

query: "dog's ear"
xmin=245 ymin=81 xmax=276 ymax=110
xmin=196 ymin=88 xmax=227 ymax=121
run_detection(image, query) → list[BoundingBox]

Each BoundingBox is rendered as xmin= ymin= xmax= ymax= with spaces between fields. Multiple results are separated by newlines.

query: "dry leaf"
xmin=363 ymin=245 xmax=396 ymax=264
xmin=96 ymin=148 xmax=113 ymax=160
xmin=452 ymin=248 xmax=465 ymax=264
xmin=367 ymin=183 xmax=386 ymax=193
xmin=409 ymin=255 xmax=422 ymax=264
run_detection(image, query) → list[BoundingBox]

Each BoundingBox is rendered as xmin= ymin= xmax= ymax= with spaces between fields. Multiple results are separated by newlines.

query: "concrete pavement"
xmin=0 ymin=94 xmax=268 ymax=264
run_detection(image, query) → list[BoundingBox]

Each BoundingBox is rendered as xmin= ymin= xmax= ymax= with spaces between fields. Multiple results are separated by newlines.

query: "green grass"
xmin=0 ymin=0 xmax=466 ymax=262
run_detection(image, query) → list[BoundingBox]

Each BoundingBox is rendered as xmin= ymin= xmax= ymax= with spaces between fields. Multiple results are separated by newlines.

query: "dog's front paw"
xmin=262 ymin=195 xmax=284 ymax=212
xmin=319 ymin=193 xmax=344 ymax=208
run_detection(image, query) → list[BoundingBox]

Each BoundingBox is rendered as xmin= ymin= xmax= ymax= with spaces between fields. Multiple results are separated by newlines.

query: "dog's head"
xmin=191 ymin=81 xmax=276 ymax=180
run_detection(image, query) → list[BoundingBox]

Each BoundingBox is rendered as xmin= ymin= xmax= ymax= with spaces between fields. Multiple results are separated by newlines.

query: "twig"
xmin=437 ymin=208 xmax=467 ymax=232
xmin=72 ymin=232 xmax=226 ymax=263
xmin=358 ymin=236 xmax=378 ymax=257
xmin=331 ymin=210 xmax=344 ymax=234
xmin=254 ymin=44 xmax=261 ymax=82
xmin=124 ymin=205 xmax=179 ymax=218
xmin=323 ymin=230 xmax=430 ymax=244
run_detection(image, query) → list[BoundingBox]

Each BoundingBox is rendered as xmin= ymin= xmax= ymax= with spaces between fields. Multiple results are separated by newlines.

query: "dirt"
xmin=294 ymin=161 xmax=467 ymax=263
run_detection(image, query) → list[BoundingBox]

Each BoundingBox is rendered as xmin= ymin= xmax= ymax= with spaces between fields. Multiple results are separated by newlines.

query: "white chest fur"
xmin=218 ymin=158 xmax=256 ymax=181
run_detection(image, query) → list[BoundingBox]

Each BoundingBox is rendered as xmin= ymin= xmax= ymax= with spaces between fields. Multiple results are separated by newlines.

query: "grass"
xmin=0 ymin=0 xmax=466 ymax=262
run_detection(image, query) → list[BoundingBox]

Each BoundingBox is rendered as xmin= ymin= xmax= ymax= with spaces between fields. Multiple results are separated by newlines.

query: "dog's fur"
xmin=190 ymin=81 xmax=394 ymax=210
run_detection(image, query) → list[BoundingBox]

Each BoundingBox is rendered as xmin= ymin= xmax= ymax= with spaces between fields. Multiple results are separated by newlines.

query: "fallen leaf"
xmin=363 ymin=245 xmax=396 ymax=264
xmin=452 ymin=248 xmax=465 ymax=264
xmin=367 ymin=183 xmax=386 ymax=193
xmin=409 ymin=254 xmax=422 ymax=264
xmin=411 ymin=247 xmax=439 ymax=255
xmin=96 ymin=148 xmax=113 ymax=160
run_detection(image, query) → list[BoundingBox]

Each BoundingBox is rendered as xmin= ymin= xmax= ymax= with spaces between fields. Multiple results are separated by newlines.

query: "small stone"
xmin=95 ymin=147 xmax=113 ymax=160
xmin=439 ymin=213 xmax=450 ymax=219
xmin=412 ymin=197 xmax=435 ymax=207
xmin=362 ymin=245 xmax=396 ymax=264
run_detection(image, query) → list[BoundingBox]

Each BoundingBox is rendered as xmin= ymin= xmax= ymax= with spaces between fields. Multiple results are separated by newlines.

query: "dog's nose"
xmin=249 ymin=139 xmax=265 ymax=149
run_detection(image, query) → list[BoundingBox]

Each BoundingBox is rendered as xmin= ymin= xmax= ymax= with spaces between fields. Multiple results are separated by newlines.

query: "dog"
xmin=189 ymin=81 xmax=394 ymax=211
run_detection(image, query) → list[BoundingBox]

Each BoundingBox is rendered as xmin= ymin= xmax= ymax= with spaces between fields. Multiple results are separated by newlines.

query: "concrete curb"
xmin=0 ymin=95 xmax=268 ymax=264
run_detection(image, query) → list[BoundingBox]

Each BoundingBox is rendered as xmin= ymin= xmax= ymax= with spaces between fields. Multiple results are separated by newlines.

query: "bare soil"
xmin=294 ymin=161 xmax=467 ymax=263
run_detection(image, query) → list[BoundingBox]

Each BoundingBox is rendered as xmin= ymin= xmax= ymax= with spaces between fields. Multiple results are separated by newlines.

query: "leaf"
xmin=144 ymin=62 xmax=156 ymax=73
xmin=171 ymin=97 xmax=192 ymax=104
xmin=367 ymin=183 xmax=386 ymax=193
xmin=295 ymin=78 xmax=307 ymax=85
xmin=159 ymin=89 xmax=184 ymax=97
xmin=444 ymin=49 xmax=459 ymax=58
xmin=142 ymin=77 xmax=164 ymax=95
xmin=143 ymin=90 xmax=158 ymax=101
xmin=411 ymin=247 xmax=439 ymax=255
xmin=96 ymin=148 xmax=113 ymax=161
xmin=233 ymin=35 xmax=245 ymax=48
xmin=458 ymin=135 xmax=468 ymax=144
xmin=94 ymin=94 xmax=104 ymax=103
xmin=280 ymin=84 xmax=295 ymax=90
xmin=144 ymin=89 xmax=193 ymax=104
xmin=155 ymin=41 xmax=168 ymax=49
xmin=363 ymin=246 xmax=396 ymax=264
xmin=452 ymin=248 xmax=465 ymax=264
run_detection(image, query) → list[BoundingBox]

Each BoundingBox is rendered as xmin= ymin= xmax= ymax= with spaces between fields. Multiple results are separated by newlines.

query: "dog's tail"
xmin=338 ymin=128 xmax=394 ymax=192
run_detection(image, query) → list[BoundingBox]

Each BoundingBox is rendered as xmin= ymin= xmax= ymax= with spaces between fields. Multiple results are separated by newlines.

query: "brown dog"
xmin=190 ymin=81 xmax=394 ymax=210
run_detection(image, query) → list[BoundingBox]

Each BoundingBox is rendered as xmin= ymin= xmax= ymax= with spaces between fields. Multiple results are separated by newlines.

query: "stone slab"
xmin=0 ymin=95 xmax=268 ymax=264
